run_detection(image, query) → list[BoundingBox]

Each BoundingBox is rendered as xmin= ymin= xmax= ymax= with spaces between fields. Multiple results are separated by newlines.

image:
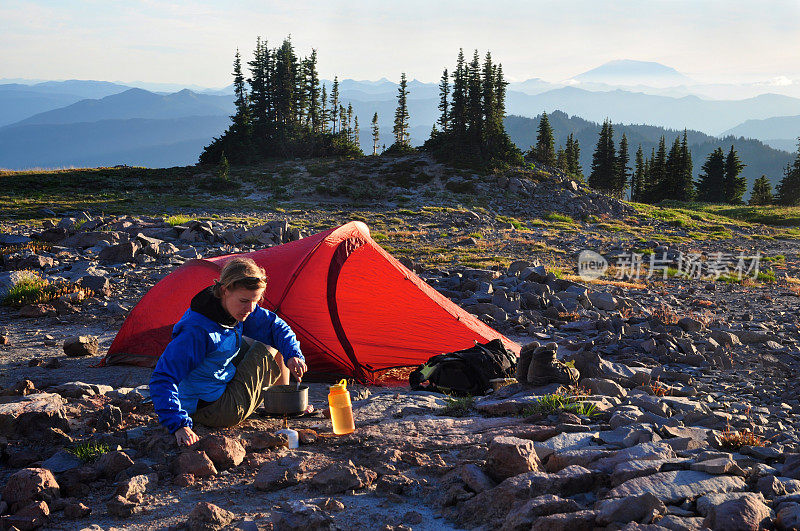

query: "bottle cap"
xmin=329 ymin=379 xmax=348 ymax=395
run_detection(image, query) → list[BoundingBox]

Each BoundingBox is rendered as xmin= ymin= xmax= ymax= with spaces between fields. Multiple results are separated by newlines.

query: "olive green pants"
xmin=192 ymin=337 xmax=281 ymax=428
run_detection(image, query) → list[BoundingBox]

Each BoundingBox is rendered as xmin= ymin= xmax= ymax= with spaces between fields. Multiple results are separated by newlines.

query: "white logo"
xmin=577 ymin=250 xmax=608 ymax=281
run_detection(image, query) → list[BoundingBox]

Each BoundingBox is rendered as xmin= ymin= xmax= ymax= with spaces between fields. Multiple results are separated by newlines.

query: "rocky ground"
xmin=2 ymin=155 xmax=800 ymax=529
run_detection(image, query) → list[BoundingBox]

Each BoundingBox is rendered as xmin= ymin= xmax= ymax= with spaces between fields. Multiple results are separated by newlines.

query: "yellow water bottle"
xmin=328 ymin=379 xmax=355 ymax=435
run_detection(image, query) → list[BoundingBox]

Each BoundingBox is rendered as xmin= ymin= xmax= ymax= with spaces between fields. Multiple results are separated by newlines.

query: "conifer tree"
xmin=347 ymin=103 xmax=353 ymax=140
xmin=565 ymin=133 xmax=582 ymax=178
xmin=494 ymin=63 xmax=508 ymax=127
xmin=648 ymin=136 xmax=667 ymax=202
xmin=466 ymin=50 xmax=483 ymax=146
xmin=589 ymin=120 xmax=616 ymax=193
xmin=330 ymin=76 xmax=340 ymax=133
xmin=664 ymin=137 xmax=681 ymax=195
xmin=438 ymin=68 xmax=449 ymax=132
xmin=532 ymin=111 xmax=556 ymax=167
xmin=750 ymin=175 xmax=773 ymax=205
xmin=353 ymin=116 xmax=360 ymax=148
xmin=556 ymin=147 xmax=567 ymax=172
xmin=231 ymin=49 xmax=252 ymax=137
xmin=393 ymin=73 xmax=410 ymax=146
xmin=696 ymin=147 xmax=726 ymax=202
xmin=247 ymin=38 xmax=269 ymax=135
xmin=200 ymin=37 xmax=362 ymax=164
xmin=481 ymin=52 xmax=498 ymax=141
xmin=273 ymin=38 xmax=297 ymax=127
xmin=371 ymin=112 xmax=380 ymax=155
xmin=675 ymin=130 xmax=694 ymax=201
xmin=614 ymin=133 xmax=630 ymax=196
xmin=632 ymin=145 xmax=645 ymax=201
xmin=320 ymin=84 xmax=328 ymax=132
xmin=777 ymin=141 xmax=800 ymax=205
xmin=450 ymin=49 xmax=467 ymax=138
xmin=305 ymin=49 xmax=321 ymax=132
xmin=339 ymin=105 xmax=347 ymax=137
xmin=723 ymin=145 xmax=747 ymax=204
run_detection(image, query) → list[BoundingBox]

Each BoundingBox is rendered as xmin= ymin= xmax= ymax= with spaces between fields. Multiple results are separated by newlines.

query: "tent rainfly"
xmin=100 ymin=221 xmax=520 ymax=382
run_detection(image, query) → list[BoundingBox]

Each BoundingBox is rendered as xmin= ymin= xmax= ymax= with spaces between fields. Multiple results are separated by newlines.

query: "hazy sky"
xmin=2 ymin=0 xmax=799 ymax=88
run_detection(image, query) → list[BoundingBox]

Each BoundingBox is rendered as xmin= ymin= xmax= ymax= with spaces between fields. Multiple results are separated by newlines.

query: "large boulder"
xmin=0 ymin=393 xmax=69 ymax=437
xmin=198 ymin=435 xmax=245 ymax=470
xmin=486 ymin=435 xmax=542 ymax=482
xmin=595 ymin=492 xmax=666 ymax=525
xmin=98 ymin=241 xmax=141 ymax=263
xmin=606 ymin=470 xmax=746 ymax=504
xmin=63 ymin=335 xmax=99 ymax=357
xmin=702 ymin=493 xmax=770 ymax=531
xmin=185 ymin=501 xmax=234 ymax=531
xmin=1 ymin=468 xmax=60 ymax=509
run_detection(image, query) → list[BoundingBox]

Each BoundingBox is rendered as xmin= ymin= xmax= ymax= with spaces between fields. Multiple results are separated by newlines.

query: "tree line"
xmin=527 ymin=114 xmax=800 ymax=206
xmin=421 ymin=49 xmax=522 ymax=166
xmin=202 ymin=39 xmax=800 ymax=206
xmin=199 ymin=37 xmax=362 ymax=164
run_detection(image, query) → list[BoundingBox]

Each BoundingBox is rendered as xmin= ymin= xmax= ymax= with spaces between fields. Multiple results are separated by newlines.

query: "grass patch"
xmin=496 ymin=215 xmax=524 ymax=230
xmin=166 ymin=214 xmax=192 ymax=226
xmin=1 ymin=272 xmax=91 ymax=308
xmin=439 ymin=395 xmax=475 ymax=417
xmin=69 ymin=440 xmax=110 ymax=463
xmin=372 ymin=232 xmax=388 ymax=241
xmin=545 ymin=212 xmax=574 ymax=224
xmin=467 ymin=232 xmax=483 ymax=239
xmin=520 ymin=387 xmax=598 ymax=417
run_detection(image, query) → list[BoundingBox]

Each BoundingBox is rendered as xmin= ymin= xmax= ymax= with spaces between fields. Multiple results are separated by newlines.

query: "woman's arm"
xmin=243 ymin=307 xmax=304 ymax=363
xmin=149 ymin=325 xmax=208 ymax=434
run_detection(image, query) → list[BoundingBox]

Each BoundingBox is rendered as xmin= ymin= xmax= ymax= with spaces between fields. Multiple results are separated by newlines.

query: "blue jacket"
xmin=149 ymin=298 xmax=304 ymax=433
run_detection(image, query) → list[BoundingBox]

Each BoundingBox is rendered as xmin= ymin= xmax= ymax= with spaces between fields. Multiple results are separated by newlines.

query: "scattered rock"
xmin=63 ymin=500 xmax=92 ymax=518
xmin=185 ymin=501 xmax=235 ymax=531
xmin=310 ymin=460 xmax=377 ymax=494
xmin=106 ymin=494 xmax=138 ymax=518
xmin=174 ymin=450 xmax=217 ymax=477
xmin=703 ymin=492 xmax=770 ymax=531
xmin=198 ymin=435 xmax=245 ymax=470
xmin=4 ymin=500 xmax=50 ymax=530
xmin=116 ymin=473 xmax=158 ymax=500
xmin=595 ymin=492 xmax=666 ymax=525
xmin=62 ymin=335 xmax=99 ymax=357
xmin=485 ymin=435 xmax=542 ymax=481
xmin=96 ymin=450 xmax=134 ymax=479
xmin=1 ymin=468 xmax=60 ymax=509
xmin=274 ymin=500 xmax=334 ymax=530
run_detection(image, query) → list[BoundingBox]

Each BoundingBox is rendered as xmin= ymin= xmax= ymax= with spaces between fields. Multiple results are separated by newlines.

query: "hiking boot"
xmin=516 ymin=341 xmax=539 ymax=382
xmin=526 ymin=342 xmax=579 ymax=386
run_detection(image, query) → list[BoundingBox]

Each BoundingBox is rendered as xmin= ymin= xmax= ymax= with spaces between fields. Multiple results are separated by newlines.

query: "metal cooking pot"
xmin=262 ymin=384 xmax=309 ymax=415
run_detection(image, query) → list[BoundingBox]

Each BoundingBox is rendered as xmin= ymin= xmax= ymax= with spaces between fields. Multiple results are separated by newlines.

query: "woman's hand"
xmin=175 ymin=426 xmax=199 ymax=446
xmin=286 ymin=357 xmax=307 ymax=381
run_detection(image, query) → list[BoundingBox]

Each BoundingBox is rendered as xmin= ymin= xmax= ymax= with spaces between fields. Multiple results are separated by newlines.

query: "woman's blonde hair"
xmin=212 ymin=257 xmax=268 ymax=297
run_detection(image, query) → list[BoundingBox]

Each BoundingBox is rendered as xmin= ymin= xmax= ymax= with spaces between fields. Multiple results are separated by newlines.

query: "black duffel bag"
xmin=409 ymin=339 xmax=517 ymax=396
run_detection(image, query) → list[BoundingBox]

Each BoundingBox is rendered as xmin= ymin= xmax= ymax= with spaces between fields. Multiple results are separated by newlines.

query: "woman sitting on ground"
xmin=149 ymin=257 xmax=307 ymax=446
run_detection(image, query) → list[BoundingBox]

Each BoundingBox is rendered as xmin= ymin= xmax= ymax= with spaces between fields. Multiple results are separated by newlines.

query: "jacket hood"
xmin=190 ymin=286 xmax=237 ymax=327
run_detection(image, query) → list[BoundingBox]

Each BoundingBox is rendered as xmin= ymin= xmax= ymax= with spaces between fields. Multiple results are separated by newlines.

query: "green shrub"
xmin=69 ymin=440 xmax=109 ymax=463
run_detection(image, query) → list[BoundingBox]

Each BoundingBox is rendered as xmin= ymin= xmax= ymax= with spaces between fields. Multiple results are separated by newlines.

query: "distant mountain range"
xmin=721 ymin=116 xmax=800 ymax=152
xmin=2 ymin=61 xmax=799 ymax=172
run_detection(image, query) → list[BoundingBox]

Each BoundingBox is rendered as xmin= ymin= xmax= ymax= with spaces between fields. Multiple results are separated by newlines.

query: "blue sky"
xmin=1 ymin=0 xmax=798 ymax=87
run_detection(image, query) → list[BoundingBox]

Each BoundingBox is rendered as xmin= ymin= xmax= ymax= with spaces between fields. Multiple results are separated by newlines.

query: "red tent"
xmin=101 ymin=221 xmax=520 ymax=382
